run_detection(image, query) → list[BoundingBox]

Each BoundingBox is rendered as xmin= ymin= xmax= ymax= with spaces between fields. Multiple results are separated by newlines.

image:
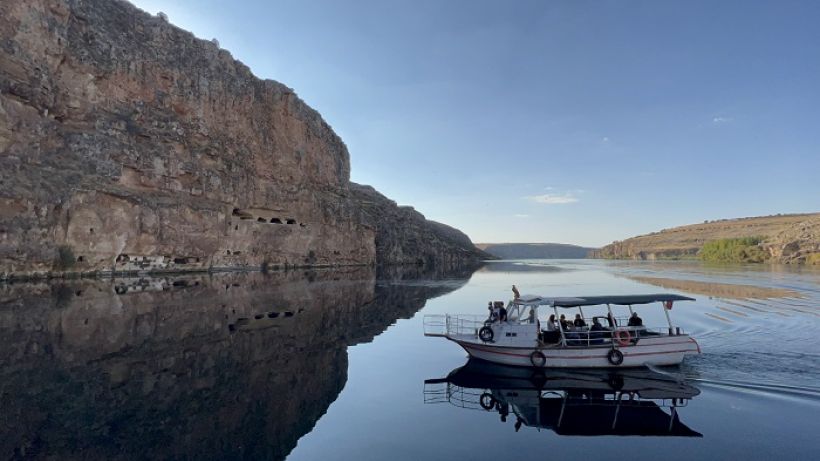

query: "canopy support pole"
xmin=606 ymin=303 xmax=614 ymax=327
xmin=555 ymin=305 xmax=566 ymax=346
xmin=663 ymin=304 xmax=674 ymax=335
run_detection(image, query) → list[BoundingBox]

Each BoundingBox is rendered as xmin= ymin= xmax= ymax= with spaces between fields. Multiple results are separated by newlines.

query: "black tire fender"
xmin=479 ymin=392 xmax=496 ymax=410
xmin=530 ymin=350 xmax=546 ymax=367
xmin=607 ymin=348 xmax=624 ymax=366
xmin=479 ymin=326 xmax=494 ymax=342
xmin=608 ymin=373 xmax=625 ymax=390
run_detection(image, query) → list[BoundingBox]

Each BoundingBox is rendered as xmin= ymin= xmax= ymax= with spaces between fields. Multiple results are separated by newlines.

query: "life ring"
xmin=478 ymin=326 xmax=494 ymax=342
xmin=530 ymin=350 xmax=546 ymax=367
xmin=479 ymin=392 xmax=496 ymax=410
xmin=607 ymin=348 xmax=624 ymax=366
xmin=614 ymin=329 xmax=632 ymax=347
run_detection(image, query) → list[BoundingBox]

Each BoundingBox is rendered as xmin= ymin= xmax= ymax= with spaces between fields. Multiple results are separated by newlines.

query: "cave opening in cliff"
xmin=233 ymin=208 xmax=253 ymax=220
xmin=257 ymin=217 xmax=266 ymax=223
xmin=270 ymin=218 xmax=282 ymax=224
xmin=286 ymin=218 xmax=296 ymax=225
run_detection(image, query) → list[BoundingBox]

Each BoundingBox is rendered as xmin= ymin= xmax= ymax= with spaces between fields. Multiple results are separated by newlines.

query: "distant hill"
xmin=592 ymin=213 xmax=820 ymax=264
xmin=476 ymin=243 xmax=595 ymax=259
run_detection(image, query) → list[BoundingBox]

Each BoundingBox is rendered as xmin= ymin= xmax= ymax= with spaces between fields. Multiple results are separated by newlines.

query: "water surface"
xmin=1 ymin=260 xmax=818 ymax=460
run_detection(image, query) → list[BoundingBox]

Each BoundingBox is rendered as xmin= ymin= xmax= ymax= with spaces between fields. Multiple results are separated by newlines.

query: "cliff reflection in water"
xmin=0 ymin=265 xmax=477 ymax=460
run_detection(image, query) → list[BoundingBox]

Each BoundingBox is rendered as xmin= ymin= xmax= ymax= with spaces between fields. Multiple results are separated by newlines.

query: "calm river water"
xmin=1 ymin=260 xmax=819 ymax=460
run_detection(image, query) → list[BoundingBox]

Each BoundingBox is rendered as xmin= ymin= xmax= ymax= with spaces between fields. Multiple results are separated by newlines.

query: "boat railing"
xmin=424 ymin=383 xmax=691 ymax=410
xmin=559 ymin=326 xmax=686 ymax=348
xmin=424 ymin=382 xmax=488 ymax=410
xmin=423 ymin=314 xmax=485 ymax=337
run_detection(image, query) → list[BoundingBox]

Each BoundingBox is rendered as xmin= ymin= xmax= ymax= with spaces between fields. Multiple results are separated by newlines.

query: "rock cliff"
xmin=593 ymin=213 xmax=820 ymax=264
xmin=0 ymin=0 xmax=486 ymax=279
xmin=350 ymin=183 xmax=490 ymax=266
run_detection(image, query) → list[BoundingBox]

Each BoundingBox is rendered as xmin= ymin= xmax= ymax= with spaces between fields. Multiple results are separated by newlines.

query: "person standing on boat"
xmin=495 ymin=301 xmax=508 ymax=322
xmin=512 ymin=285 xmax=520 ymax=299
xmin=487 ymin=302 xmax=497 ymax=323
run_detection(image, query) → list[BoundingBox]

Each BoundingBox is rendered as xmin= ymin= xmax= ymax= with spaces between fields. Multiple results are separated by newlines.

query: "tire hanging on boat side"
xmin=479 ymin=392 xmax=496 ymax=410
xmin=530 ymin=350 xmax=546 ymax=367
xmin=478 ymin=326 xmax=494 ymax=342
xmin=607 ymin=348 xmax=624 ymax=366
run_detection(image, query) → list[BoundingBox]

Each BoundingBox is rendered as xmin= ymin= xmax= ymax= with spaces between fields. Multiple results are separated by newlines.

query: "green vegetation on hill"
xmin=698 ymin=237 xmax=768 ymax=263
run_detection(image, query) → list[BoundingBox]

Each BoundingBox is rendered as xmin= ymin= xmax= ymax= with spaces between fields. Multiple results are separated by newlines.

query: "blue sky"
xmin=131 ymin=0 xmax=819 ymax=247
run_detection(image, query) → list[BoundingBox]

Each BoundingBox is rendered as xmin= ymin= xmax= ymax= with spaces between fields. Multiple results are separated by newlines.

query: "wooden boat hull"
xmin=450 ymin=335 xmax=700 ymax=368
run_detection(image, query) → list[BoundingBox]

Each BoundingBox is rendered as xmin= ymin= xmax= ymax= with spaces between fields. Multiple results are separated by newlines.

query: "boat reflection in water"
xmin=424 ymin=359 xmax=702 ymax=437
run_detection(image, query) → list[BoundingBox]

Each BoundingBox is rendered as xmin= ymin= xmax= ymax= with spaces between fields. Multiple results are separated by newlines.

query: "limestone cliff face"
xmin=0 ymin=0 xmax=484 ymax=279
xmin=350 ymin=183 xmax=490 ymax=266
xmin=593 ymin=213 xmax=820 ymax=264
xmin=0 ymin=266 xmax=475 ymax=460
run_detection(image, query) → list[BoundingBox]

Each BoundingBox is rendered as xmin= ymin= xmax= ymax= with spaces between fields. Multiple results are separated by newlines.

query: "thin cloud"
xmin=712 ymin=116 xmax=732 ymax=124
xmin=527 ymin=193 xmax=579 ymax=205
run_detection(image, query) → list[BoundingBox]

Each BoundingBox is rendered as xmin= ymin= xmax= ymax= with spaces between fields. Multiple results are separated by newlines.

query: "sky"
xmin=131 ymin=0 xmax=819 ymax=247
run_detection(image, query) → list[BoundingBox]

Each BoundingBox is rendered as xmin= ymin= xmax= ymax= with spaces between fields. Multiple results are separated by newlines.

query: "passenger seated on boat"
xmin=628 ymin=312 xmax=643 ymax=327
xmin=574 ymin=314 xmax=587 ymax=328
xmin=546 ymin=314 xmax=557 ymax=331
xmin=526 ymin=308 xmax=537 ymax=324
xmin=540 ymin=315 xmax=560 ymax=343
xmin=589 ymin=318 xmax=606 ymax=340
xmin=559 ymin=314 xmax=572 ymax=330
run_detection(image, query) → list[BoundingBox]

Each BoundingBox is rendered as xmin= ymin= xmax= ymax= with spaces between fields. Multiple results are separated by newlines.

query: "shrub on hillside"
xmin=699 ymin=237 xmax=768 ymax=263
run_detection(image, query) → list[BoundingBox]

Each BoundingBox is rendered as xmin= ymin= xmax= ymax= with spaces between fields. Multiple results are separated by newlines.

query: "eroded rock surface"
xmin=0 ymin=0 xmax=486 ymax=279
xmin=593 ymin=213 xmax=820 ymax=264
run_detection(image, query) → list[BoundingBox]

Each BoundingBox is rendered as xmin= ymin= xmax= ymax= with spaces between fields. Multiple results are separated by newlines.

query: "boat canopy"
xmin=513 ymin=293 xmax=694 ymax=308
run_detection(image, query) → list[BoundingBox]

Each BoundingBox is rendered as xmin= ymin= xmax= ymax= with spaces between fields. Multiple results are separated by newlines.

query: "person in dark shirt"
xmin=495 ymin=301 xmax=508 ymax=322
xmin=573 ymin=314 xmax=587 ymax=328
xmin=589 ymin=318 xmax=605 ymax=342
xmin=559 ymin=314 xmax=571 ymax=330
xmin=628 ymin=312 xmax=643 ymax=327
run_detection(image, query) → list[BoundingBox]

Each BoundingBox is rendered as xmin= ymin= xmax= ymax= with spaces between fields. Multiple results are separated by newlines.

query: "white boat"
xmin=423 ymin=293 xmax=701 ymax=368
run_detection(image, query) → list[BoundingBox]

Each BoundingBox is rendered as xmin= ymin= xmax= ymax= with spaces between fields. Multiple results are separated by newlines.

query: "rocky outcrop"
xmin=0 ymin=265 xmax=476 ymax=460
xmin=350 ymin=183 xmax=489 ymax=266
xmin=476 ymin=242 xmax=595 ymax=259
xmin=0 ymin=0 xmax=484 ymax=279
xmin=593 ymin=213 xmax=820 ymax=264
